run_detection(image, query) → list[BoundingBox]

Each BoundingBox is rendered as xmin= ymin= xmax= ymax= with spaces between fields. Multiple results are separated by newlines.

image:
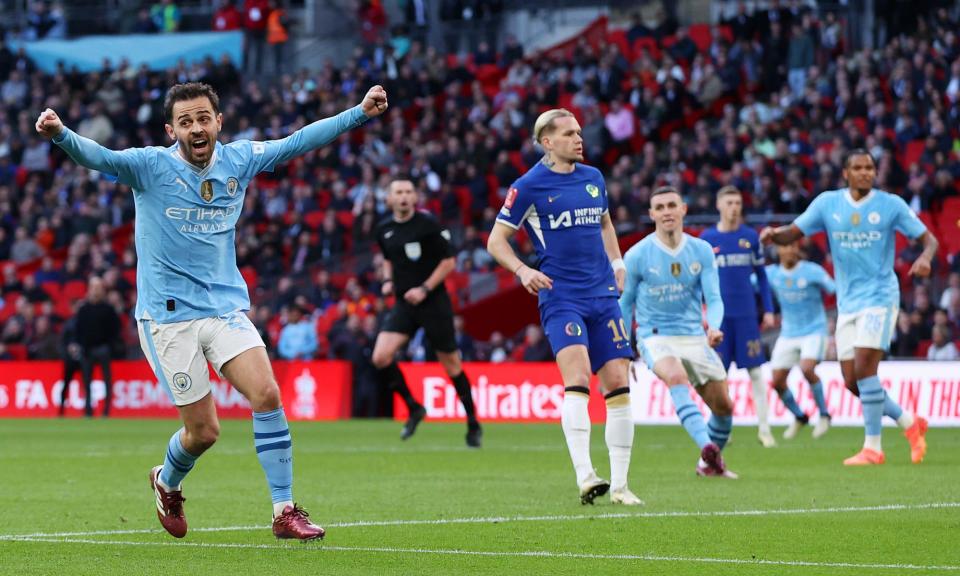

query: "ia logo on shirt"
xmin=200 ymin=179 xmax=214 ymax=202
xmin=585 ymin=184 xmax=599 ymax=198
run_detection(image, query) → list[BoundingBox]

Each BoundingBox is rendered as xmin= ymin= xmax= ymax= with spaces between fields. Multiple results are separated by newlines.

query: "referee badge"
xmin=404 ymin=242 xmax=422 ymax=261
xmin=200 ymin=179 xmax=214 ymax=202
xmin=671 ymin=262 xmax=681 ymax=277
xmin=226 ymin=177 xmax=239 ymax=197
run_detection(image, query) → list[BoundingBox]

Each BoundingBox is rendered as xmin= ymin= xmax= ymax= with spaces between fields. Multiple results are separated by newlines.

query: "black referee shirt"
xmin=376 ymin=212 xmax=455 ymax=296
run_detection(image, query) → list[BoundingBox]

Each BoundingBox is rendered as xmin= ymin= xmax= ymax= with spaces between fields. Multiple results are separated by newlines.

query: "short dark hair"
xmin=843 ymin=148 xmax=875 ymax=168
xmin=163 ymin=82 xmax=220 ymax=123
xmin=650 ymin=185 xmax=680 ymax=203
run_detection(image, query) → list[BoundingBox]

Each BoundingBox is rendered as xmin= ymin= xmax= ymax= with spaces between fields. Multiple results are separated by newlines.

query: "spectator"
xmin=277 ymin=305 xmax=318 ymax=360
xmin=517 ymin=324 xmax=553 ymax=362
xmin=10 ymin=226 xmax=43 ymax=263
xmin=927 ymin=324 xmax=958 ymax=361
xmin=27 ymin=315 xmax=59 ymax=359
xmin=133 ymin=7 xmax=158 ymax=33
xmin=243 ymin=0 xmax=270 ymax=74
xmin=151 ymin=0 xmax=181 ymax=33
xmin=453 ymin=314 xmax=476 ymax=361
xmin=213 ymin=0 xmax=242 ymax=31
xmin=266 ymin=0 xmax=291 ymax=74
xmin=75 ymin=277 xmax=120 ymax=417
xmin=939 ymin=272 xmax=960 ymax=310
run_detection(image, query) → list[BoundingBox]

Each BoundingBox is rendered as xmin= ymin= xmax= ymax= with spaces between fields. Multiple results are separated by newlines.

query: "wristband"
xmin=611 ymin=258 xmax=626 ymax=272
xmin=513 ymin=263 xmax=526 ymax=275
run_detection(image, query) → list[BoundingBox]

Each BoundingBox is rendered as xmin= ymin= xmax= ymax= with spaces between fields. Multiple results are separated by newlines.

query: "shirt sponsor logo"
xmin=226 ymin=177 xmax=239 ymax=197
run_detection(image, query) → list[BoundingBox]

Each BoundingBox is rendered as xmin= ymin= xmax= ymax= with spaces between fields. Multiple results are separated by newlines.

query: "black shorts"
xmin=382 ymin=292 xmax=457 ymax=353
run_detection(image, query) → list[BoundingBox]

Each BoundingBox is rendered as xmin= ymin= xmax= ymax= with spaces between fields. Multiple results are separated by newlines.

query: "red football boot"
xmin=696 ymin=443 xmax=739 ymax=479
xmin=272 ymin=504 xmax=325 ymax=541
xmin=149 ymin=466 xmax=187 ymax=538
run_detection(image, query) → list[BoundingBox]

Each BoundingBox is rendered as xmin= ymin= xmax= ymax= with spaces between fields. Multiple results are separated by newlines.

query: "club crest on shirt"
xmin=738 ymin=238 xmax=751 ymax=249
xmin=689 ymin=261 xmax=702 ymax=275
xmin=226 ymin=177 xmax=239 ymax=197
xmin=868 ymin=211 xmax=880 ymax=224
xmin=851 ymin=212 xmax=861 ymax=226
xmin=565 ymin=322 xmax=582 ymax=337
xmin=797 ymin=278 xmax=808 ymax=288
xmin=671 ymin=262 xmax=681 ymax=277
xmin=404 ymin=242 xmax=422 ymax=261
xmin=585 ymin=184 xmax=600 ymax=198
xmin=200 ymin=179 xmax=214 ymax=202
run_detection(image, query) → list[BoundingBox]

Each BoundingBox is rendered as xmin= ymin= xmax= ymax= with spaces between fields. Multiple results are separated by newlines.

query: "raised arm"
xmin=37 ymin=108 xmax=145 ymax=187
xmin=486 ymin=221 xmax=552 ymax=295
xmin=249 ymin=85 xmax=388 ymax=173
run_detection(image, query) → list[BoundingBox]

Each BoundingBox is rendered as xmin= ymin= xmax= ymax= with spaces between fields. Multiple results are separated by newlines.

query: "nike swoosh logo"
xmin=548 ymin=195 xmax=561 ymax=203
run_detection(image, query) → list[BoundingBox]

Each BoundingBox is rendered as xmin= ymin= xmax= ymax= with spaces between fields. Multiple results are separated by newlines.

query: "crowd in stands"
xmin=2 ymin=1 xmax=960 ymax=383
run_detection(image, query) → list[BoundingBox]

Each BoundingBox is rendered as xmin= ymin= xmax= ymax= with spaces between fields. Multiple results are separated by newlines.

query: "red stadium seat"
xmin=304 ymin=210 xmax=325 ymax=229
xmin=901 ymin=140 xmax=926 ymax=169
xmin=687 ymin=24 xmax=712 ymax=53
xmin=240 ymin=266 xmax=258 ymax=292
xmin=40 ymin=281 xmax=61 ymax=301
xmin=62 ymin=280 xmax=87 ymax=302
xmin=916 ymin=340 xmax=932 ymax=358
xmin=5 ymin=344 xmax=27 ymax=361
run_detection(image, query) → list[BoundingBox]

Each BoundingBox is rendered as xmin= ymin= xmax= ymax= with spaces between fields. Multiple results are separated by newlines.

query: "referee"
xmin=372 ymin=179 xmax=482 ymax=447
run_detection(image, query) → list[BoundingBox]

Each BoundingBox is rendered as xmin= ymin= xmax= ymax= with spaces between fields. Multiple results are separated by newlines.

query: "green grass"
xmin=1 ymin=419 xmax=958 ymax=575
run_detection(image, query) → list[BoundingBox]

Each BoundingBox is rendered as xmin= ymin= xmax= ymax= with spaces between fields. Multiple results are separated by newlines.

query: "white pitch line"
xmin=2 ymin=502 xmax=958 ymax=541
xmin=6 ymin=537 xmax=960 ymax=572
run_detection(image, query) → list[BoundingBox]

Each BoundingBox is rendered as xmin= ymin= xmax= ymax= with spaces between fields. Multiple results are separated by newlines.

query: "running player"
xmin=701 ymin=186 xmax=777 ymax=447
xmin=487 ymin=109 xmax=641 ymax=505
xmin=36 ymin=82 xmax=389 ymax=539
xmin=620 ymin=186 xmax=737 ymax=479
xmin=373 ymin=178 xmax=482 ymax=447
xmin=765 ymin=241 xmax=835 ymax=439
xmin=761 ymin=149 xmax=936 ymax=465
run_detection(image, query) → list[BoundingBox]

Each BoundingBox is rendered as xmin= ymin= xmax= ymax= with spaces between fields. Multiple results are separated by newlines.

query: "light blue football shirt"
xmin=794 ymin=188 xmax=927 ymax=314
xmin=54 ymin=105 xmax=369 ymax=323
xmin=766 ymin=261 xmax=835 ymax=338
xmin=619 ymin=233 xmax=724 ymax=341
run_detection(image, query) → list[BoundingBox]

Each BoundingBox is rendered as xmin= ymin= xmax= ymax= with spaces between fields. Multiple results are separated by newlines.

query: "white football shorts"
xmin=640 ymin=335 xmax=727 ymax=387
xmin=770 ymin=333 xmax=828 ymax=370
xmin=138 ymin=310 xmax=265 ymax=406
xmin=835 ymin=305 xmax=899 ymax=361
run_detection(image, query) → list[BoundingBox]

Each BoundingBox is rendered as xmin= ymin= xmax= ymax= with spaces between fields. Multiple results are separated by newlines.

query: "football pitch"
xmin=1 ymin=419 xmax=958 ymax=576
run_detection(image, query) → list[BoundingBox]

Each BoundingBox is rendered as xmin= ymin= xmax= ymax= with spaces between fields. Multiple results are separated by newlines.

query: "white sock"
xmin=897 ymin=412 xmax=915 ymax=430
xmin=749 ymin=367 xmax=771 ymax=433
xmin=863 ymin=435 xmax=882 ymax=452
xmin=561 ymin=393 xmax=594 ymax=486
xmin=273 ymin=500 xmax=294 ymax=518
xmin=605 ymin=402 xmax=634 ymax=491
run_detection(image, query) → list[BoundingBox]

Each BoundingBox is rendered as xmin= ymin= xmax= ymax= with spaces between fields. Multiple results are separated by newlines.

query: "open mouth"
xmin=191 ymin=138 xmax=209 ymax=155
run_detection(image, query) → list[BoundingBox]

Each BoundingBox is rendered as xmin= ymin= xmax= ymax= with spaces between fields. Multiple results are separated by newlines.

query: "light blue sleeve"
xmin=794 ymin=193 xmax=827 ymax=236
xmin=52 ymin=127 xmax=149 ymax=189
xmin=618 ymin=246 xmax=641 ymax=343
xmin=304 ymin=323 xmax=318 ymax=358
xmin=699 ymin=242 xmax=724 ymax=330
xmin=891 ymin=195 xmax=928 ymax=240
xmin=815 ymin=263 xmax=836 ymax=295
xmin=242 ymin=105 xmax=369 ymax=176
